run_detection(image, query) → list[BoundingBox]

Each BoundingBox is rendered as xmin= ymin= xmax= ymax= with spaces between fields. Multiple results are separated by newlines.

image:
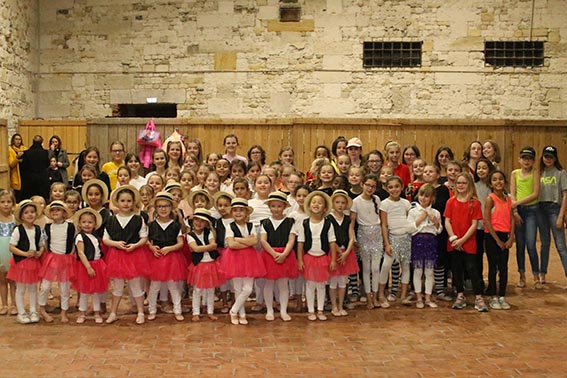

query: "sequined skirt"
xmin=357 ymin=225 xmax=383 ymax=262
xmin=411 ymin=233 xmax=437 ymax=269
xmin=389 ymin=233 xmax=411 ymax=264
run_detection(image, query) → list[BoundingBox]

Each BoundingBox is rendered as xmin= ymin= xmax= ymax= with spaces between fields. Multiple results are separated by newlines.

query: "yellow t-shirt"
xmin=101 ymin=161 xmax=123 ymax=190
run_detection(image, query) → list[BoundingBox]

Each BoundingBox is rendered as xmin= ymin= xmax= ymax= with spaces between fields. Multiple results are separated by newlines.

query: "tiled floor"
xmin=1 ymin=250 xmax=566 ymax=377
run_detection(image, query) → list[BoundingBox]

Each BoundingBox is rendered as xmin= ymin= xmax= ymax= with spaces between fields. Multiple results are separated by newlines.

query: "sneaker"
xmin=29 ymin=311 xmax=40 ymax=323
xmin=452 ymin=295 xmax=466 ymax=310
xmin=475 ymin=298 xmax=489 ymax=312
xmin=359 ymin=296 xmax=367 ymax=303
xmin=17 ymin=313 xmax=31 ymax=324
xmin=489 ymin=297 xmax=501 ymax=310
xmin=499 ymin=297 xmax=511 ymax=310
xmin=387 ymin=293 xmax=397 ymax=302
xmin=416 ymin=301 xmax=425 ymax=309
xmin=535 ymin=281 xmax=544 ymax=290
xmin=436 ymin=293 xmax=453 ymax=302
xmin=344 ymin=302 xmax=355 ymax=310
xmin=401 ymin=296 xmax=412 ymax=306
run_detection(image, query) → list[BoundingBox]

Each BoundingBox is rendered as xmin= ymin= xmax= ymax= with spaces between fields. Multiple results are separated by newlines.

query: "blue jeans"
xmin=536 ymin=202 xmax=567 ymax=275
xmin=515 ymin=204 xmax=539 ymax=275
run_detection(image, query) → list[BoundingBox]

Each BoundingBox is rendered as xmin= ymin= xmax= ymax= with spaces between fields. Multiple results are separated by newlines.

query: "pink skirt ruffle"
xmin=187 ymin=260 xmax=225 ymax=289
xmin=105 ymin=245 xmax=152 ymax=280
xmin=332 ymin=248 xmax=359 ymax=277
xmin=181 ymin=239 xmax=191 ymax=265
xmin=149 ymin=249 xmax=187 ymax=281
xmin=6 ymin=257 xmax=41 ymax=284
xmin=303 ymin=253 xmax=331 ymax=283
xmin=261 ymin=247 xmax=299 ymax=280
xmin=219 ymin=246 xmax=266 ymax=279
xmin=39 ymin=252 xmax=75 ymax=282
xmin=72 ymin=259 xmax=108 ymax=294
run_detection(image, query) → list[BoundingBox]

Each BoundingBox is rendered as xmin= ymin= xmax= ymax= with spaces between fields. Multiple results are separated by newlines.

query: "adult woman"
xmin=330 ymin=136 xmax=348 ymax=174
xmin=247 ymin=145 xmax=266 ymax=166
xmin=48 ymin=135 xmax=70 ymax=188
xmin=483 ymin=140 xmax=502 ymax=169
xmin=403 ymin=145 xmax=421 ymax=181
xmin=434 ymin=146 xmax=454 ymax=185
xmin=462 ymin=141 xmax=483 ymax=178
xmin=8 ymin=134 xmax=27 ymax=201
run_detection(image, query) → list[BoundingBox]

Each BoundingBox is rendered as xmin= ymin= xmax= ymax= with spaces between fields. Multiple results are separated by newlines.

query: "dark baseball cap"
xmin=519 ymin=147 xmax=535 ymax=159
xmin=542 ymin=146 xmax=558 ymax=159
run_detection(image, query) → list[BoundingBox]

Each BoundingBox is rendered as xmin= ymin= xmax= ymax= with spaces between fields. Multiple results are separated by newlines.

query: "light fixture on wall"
xmin=146 ymin=97 xmax=157 ymax=103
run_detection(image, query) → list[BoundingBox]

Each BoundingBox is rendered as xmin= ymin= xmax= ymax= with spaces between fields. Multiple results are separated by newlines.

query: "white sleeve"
xmin=225 ymin=225 xmax=234 ymax=239
xmin=327 ymin=224 xmax=336 ymax=243
xmin=297 ymin=222 xmax=305 ymax=243
xmin=138 ymin=218 xmax=148 ymax=238
xmin=75 ymin=234 xmax=84 ymax=245
xmin=186 ymin=234 xmax=196 ymax=244
xmin=9 ymin=227 xmax=20 ymax=245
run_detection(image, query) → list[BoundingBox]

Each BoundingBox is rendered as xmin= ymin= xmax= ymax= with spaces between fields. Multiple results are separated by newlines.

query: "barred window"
xmin=363 ymin=41 xmax=422 ymax=68
xmin=484 ymin=41 xmax=544 ymax=67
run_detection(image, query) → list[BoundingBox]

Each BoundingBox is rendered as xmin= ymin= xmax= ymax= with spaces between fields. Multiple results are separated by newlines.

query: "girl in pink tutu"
xmin=147 ymin=191 xmax=186 ymax=322
xmin=72 ymin=208 xmax=108 ymax=324
xmin=213 ymin=191 xmax=234 ymax=313
xmin=8 ymin=200 xmax=45 ymax=324
xmin=328 ymin=190 xmax=358 ymax=317
xmin=103 ymin=185 xmax=150 ymax=325
xmin=297 ymin=191 xmax=337 ymax=321
xmin=221 ymin=198 xmax=266 ymax=325
xmin=260 ymin=191 xmax=298 ymax=322
xmin=187 ymin=208 xmax=224 ymax=322
xmin=38 ymin=201 xmax=75 ymax=323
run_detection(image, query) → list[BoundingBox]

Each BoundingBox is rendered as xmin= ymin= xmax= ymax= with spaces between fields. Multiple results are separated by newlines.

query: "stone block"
xmin=207 ymin=97 xmax=242 ymax=114
xmin=449 ymin=36 xmax=483 ymax=51
xmin=38 ymin=103 xmax=71 ymax=118
xmin=258 ymin=5 xmax=278 ymax=20
xmin=270 ymin=92 xmax=291 ymax=113
xmin=267 ymin=19 xmax=315 ymax=32
xmin=311 ymin=97 xmax=355 ymax=115
xmin=313 ymin=71 xmax=352 ymax=83
xmin=218 ymin=1 xmax=234 ymax=13
xmin=38 ymin=75 xmax=72 ymax=91
xmin=322 ymin=55 xmax=344 ymax=70
xmin=214 ymin=52 xmax=237 ymax=71
xmin=326 ymin=0 xmax=343 ymax=14
xmin=197 ymin=14 xmax=236 ymax=28
xmin=110 ymin=89 xmax=132 ymax=104
xmin=435 ymin=72 xmax=481 ymax=85
xmin=323 ymin=83 xmax=342 ymax=98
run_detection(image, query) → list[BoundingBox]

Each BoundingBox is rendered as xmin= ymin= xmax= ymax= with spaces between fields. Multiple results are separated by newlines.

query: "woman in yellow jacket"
xmin=8 ymin=134 xmax=27 ymax=202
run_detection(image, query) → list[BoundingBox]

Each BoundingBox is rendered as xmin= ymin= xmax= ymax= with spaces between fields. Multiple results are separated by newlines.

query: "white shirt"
xmin=288 ymin=210 xmax=309 ymax=236
xmin=380 ymin=198 xmax=412 ymax=235
xmin=75 ymin=233 xmax=102 ymax=260
xmin=10 ymin=225 xmax=45 ymax=251
xmin=407 ymin=204 xmax=443 ymax=236
xmin=129 ymin=176 xmax=147 ymax=190
xmin=46 ymin=221 xmax=70 ymax=254
xmin=187 ymin=231 xmax=215 ymax=263
xmin=351 ymin=195 xmax=381 ymax=226
xmin=297 ymin=219 xmax=336 ymax=257
xmin=103 ymin=214 xmax=148 ymax=240
xmin=249 ymin=198 xmax=271 ymax=227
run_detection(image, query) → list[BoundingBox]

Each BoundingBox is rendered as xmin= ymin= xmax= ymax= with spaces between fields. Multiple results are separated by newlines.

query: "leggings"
xmin=413 ymin=268 xmax=434 ymax=295
xmin=38 ymin=280 xmax=71 ymax=311
xmin=305 ymin=280 xmax=326 ymax=313
xmin=485 ymin=232 xmax=510 ymax=297
xmin=192 ymin=288 xmax=215 ymax=315
xmin=362 ymin=255 xmax=380 ymax=293
xmin=148 ymin=280 xmax=182 ymax=314
xmin=230 ymin=277 xmax=254 ymax=317
xmin=78 ymin=292 xmax=102 ymax=312
xmin=329 ymin=275 xmax=347 ymax=289
xmin=15 ymin=282 xmax=37 ymax=315
xmin=451 ymin=251 xmax=483 ymax=295
xmin=112 ymin=277 xmax=145 ymax=298
xmin=379 ymin=254 xmax=410 ymax=285
xmin=264 ymin=278 xmax=289 ymax=316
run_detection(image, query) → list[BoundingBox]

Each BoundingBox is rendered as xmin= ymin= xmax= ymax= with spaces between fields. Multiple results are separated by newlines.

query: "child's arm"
xmin=452 ymin=220 xmax=478 ymax=251
xmin=260 ymin=233 xmax=277 ymax=257
xmin=9 ymin=244 xmax=36 ymax=258
xmin=512 ymin=169 xmax=541 ymax=208
xmin=297 ymin=242 xmax=305 ymax=271
xmin=125 ymin=237 xmax=148 ymax=252
xmin=379 ymin=210 xmax=392 ymax=256
xmin=76 ymin=240 xmax=95 ymax=277
xmin=235 ymin=233 xmax=257 ymax=247
xmin=505 ymin=203 xmax=516 ymax=249
xmin=103 ymin=235 xmax=128 ymax=250
xmin=148 ymin=241 xmax=161 ymax=257
xmin=278 ymin=233 xmax=296 ymax=263
xmin=227 ymin=236 xmax=249 ymax=249
xmin=559 ymin=189 xmax=567 ymax=229
xmin=329 ymin=241 xmax=337 ymax=271
xmin=339 ymin=222 xmax=356 ymax=264
xmin=188 ymin=238 xmax=218 ymax=253
xmin=161 ymin=235 xmax=185 ymax=255
xmin=484 ymin=196 xmax=505 ymax=249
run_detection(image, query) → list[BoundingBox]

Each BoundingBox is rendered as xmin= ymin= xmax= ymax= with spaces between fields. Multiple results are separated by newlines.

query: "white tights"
xmin=289 ymin=276 xmax=305 ymax=296
xmin=363 ymin=255 xmax=381 ymax=293
xmin=148 ymin=280 xmax=182 ymax=314
xmin=413 ymin=268 xmax=435 ymax=295
xmin=264 ymin=278 xmax=289 ymax=316
xmin=192 ymin=288 xmax=215 ymax=315
xmin=379 ymin=254 xmax=410 ymax=285
xmin=112 ymin=277 xmax=145 ymax=298
xmin=230 ymin=277 xmax=254 ymax=317
xmin=329 ymin=275 xmax=347 ymax=289
xmin=305 ymin=280 xmax=326 ymax=313
xmin=38 ymin=280 xmax=71 ymax=310
xmin=15 ymin=282 xmax=37 ymax=315
xmin=78 ymin=292 xmax=102 ymax=312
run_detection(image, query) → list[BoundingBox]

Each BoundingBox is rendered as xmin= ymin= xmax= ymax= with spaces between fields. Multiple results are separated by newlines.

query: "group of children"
xmin=1 ymin=133 xmax=565 ymax=326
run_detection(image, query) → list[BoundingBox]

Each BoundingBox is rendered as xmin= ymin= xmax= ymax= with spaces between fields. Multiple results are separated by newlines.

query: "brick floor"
xmin=1 ymin=250 xmax=566 ymax=377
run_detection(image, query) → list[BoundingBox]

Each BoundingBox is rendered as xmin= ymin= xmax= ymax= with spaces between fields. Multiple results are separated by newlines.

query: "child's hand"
xmin=297 ymin=260 xmax=304 ymax=271
xmin=338 ymin=250 xmax=348 ymax=265
xmin=330 ymin=259 xmax=337 ymax=271
xmin=116 ymin=241 xmax=128 ymax=250
xmin=28 ymin=250 xmax=37 ymax=258
xmin=451 ymin=238 xmax=464 ymax=251
xmin=504 ymin=239 xmax=514 ymax=249
xmin=87 ymin=267 xmax=96 ymax=277
xmin=555 ymin=218 xmax=563 ymax=230
xmin=513 ymin=213 xmax=523 ymax=226
xmin=497 ymin=239 xmax=506 ymax=250
xmin=274 ymin=252 xmax=286 ymax=264
xmin=384 ymin=244 xmax=393 ymax=256
xmin=124 ymin=244 xmax=136 ymax=252
xmin=152 ymin=246 xmax=162 ymax=257
xmin=161 ymin=246 xmax=171 ymax=255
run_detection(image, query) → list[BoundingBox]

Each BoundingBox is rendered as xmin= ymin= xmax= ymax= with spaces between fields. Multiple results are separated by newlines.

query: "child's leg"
xmin=434 ymin=266 xmax=446 ymax=296
xmin=159 ymin=281 xmax=169 ymax=309
xmin=253 ymin=278 xmax=265 ymax=310
xmin=305 ymin=280 xmax=316 ymax=314
xmin=337 ymin=276 xmax=347 ymax=312
xmin=238 ymin=278 xmax=254 ymax=318
xmin=192 ymin=287 xmax=202 ymax=316
xmin=400 ymin=261 xmax=411 ymax=301
xmin=0 ymin=271 xmax=8 ymax=309
xmin=413 ymin=267 xmax=424 ymax=302
xmin=328 ymin=277 xmax=338 ymax=314
xmin=107 ymin=278 xmax=124 ymax=322
xmin=263 ymin=279 xmax=275 ymax=319
xmin=424 ymin=268 xmax=435 ymax=302
xmin=15 ymin=281 xmax=27 ymax=315
xmin=390 ymin=261 xmax=400 ymax=297
xmin=59 ymin=281 xmax=71 ymax=322
xmin=147 ymin=280 xmax=161 ymax=315
xmin=277 ymin=278 xmax=289 ymax=318
xmin=77 ymin=292 xmax=88 ymax=323
xmin=451 ymin=251 xmax=465 ymax=295
xmin=484 ymin=234 xmax=498 ymax=297
xmin=498 ymin=247 xmax=510 ymax=298
xmin=38 ymin=279 xmax=54 ymax=322
xmin=205 ymin=288 xmax=215 ymax=315
xmin=28 ymin=283 xmax=37 ymax=314
xmin=378 ymin=254 xmax=394 ymax=300
xmin=166 ymin=280 xmax=182 ymax=316
xmin=128 ymin=277 xmax=146 ymax=324
xmin=230 ymin=278 xmax=242 ymax=315
xmin=316 ymin=282 xmax=326 ymax=312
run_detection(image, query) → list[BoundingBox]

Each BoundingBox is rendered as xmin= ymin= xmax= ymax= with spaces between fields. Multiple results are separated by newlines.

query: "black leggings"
xmin=451 ymin=250 xmax=483 ymax=295
xmin=484 ymin=232 xmax=510 ymax=297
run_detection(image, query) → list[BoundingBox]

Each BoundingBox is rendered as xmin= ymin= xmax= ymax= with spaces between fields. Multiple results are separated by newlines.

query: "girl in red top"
xmin=444 ymin=173 xmax=488 ymax=312
xmin=484 ymin=170 xmax=515 ymax=310
xmin=384 ymin=141 xmax=411 ymax=188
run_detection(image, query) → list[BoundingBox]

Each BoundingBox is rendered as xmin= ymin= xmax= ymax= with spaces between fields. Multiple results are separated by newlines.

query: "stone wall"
xmin=0 ymin=0 xmax=38 ymax=134
xmin=36 ymin=0 xmax=567 ymax=120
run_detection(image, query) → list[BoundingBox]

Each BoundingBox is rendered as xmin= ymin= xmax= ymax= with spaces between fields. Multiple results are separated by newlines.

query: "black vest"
xmin=94 ymin=207 xmax=110 ymax=240
xmin=189 ymin=228 xmax=219 ymax=265
xmin=302 ymin=218 xmax=331 ymax=254
xmin=148 ymin=220 xmax=181 ymax=249
xmin=328 ymin=214 xmax=350 ymax=249
xmin=14 ymin=224 xmax=41 ymax=263
xmin=261 ymin=218 xmax=294 ymax=248
xmin=229 ymin=222 xmax=253 ymax=238
xmin=45 ymin=222 xmax=75 ymax=255
xmin=105 ymin=215 xmax=143 ymax=244
xmin=76 ymin=232 xmax=102 ymax=261
xmin=215 ymin=218 xmax=227 ymax=248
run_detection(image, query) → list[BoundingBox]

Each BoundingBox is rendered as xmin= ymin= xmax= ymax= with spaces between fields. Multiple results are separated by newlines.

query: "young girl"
xmin=407 ymin=184 xmax=442 ymax=308
xmin=139 ymin=185 xmax=155 ymax=214
xmin=38 ymin=201 xmax=75 ymax=323
xmin=484 ymin=170 xmax=515 ymax=310
xmin=278 ymin=146 xmax=295 ymax=166
xmin=385 ymin=141 xmax=411 ymax=188
xmin=164 ymin=167 xmax=181 ymax=183
xmin=350 ymin=174 xmax=382 ymax=308
xmin=146 ymin=149 xmax=168 ymax=179
xmin=246 ymin=161 xmax=262 ymax=189
xmin=232 ymin=177 xmax=252 ymax=200
xmin=215 ymin=158 xmax=231 ymax=185
xmin=364 ymin=150 xmax=384 ymax=177
xmin=229 ymin=160 xmax=247 ymax=187
xmin=195 ymin=164 xmax=213 ymax=191
xmin=222 ymin=134 xmax=248 ymax=164
xmin=510 ymin=147 xmax=541 ymax=288
xmin=317 ymin=163 xmax=336 ymax=196
xmin=328 ymin=190 xmax=358 ymax=316
xmin=0 ymin=190 xmax=17 ymax=315
xmin=278 ymin=164 xmax=296 ymax=196
xmin=221 ymin=198 xmax=266 ymax=325
xmin=206 ymin=152 xmax=220 ymax=167
xmin=444 ymin=173 xmax=488 ymax=312
xmin=406 ymin=158 xmax=426 ymax=201
xmin=178 ymin=170 xmax=197 ymax=220
xmin=288 ymin=185 xmax=310 ymax=311
xmin=444 ymin=160 xmax=463 ymax=197
xmin=147 ymin=172 xmax=165 ymax=195
xmin=187 ymin=208 xmax=224 ymax=321
xmin=249 ymin=174 xmax=273 ymax=223
xmin=297 ymin=191 xmax=337 ymax=321
xmin=183 ymin=153 xmax=200 ymax=173
xmin=81 ymin=179 xmax=110 ymax=239
xmin=260 ymin=192 xmax=298 ymax=322
xmin=213 ymin=191 xmax=234 ymax=313
xmin=103 ymin=185 xmax=150 ymax=324
xmin=147 ymin=191 xmax=186 ymax=321
xmin=49 ymin=182 xmax=66 ymax=203
xmin=379 ymin=176 xmax=412 ymax=307
xmin=537 ymin=146 xmax=567 ymax=285
xmin=31 ymin=196 xmax=48 ymax=229
xmin=403 ymin=145 xmax=421 ymax=180
xmin=8 ymin=200 xmax=44 ymax=324
xmin=483 ymin=140 xmax=502 ymax=169
xmin=346 ymin=138 xmax=363 ymax=167
xmin=102 ymin=141 xmax=126 ymax=190
xmin=336 ymin=155 xmax=351 ymax=177
xmin=347 ymin=166 xmax=364 ymax=199
xmin=64 ymin=190 xmax=81 ymax=218
xmin=474 ymin=158 xmax=493 ymax=293
xmin=204 ymin=172 xmax=222 ymax=202
xmin=248 ymin=145 xmax=266 ymax=165
xmin=72 ymin=208 xmax=108 ymax=324
xmin=116 ymin=166 xmax=131 ymax=188
xmin=377 ymin=166 xmax=394 ymax=200
xmin=463 ymin=140 xmax=484 ymax=177
xmin=125 ymin=153 xmax=147 ymax=190
xmin=166 ymin=140 xmax=184 ymax=169
xmin=186 ymin=138 xmax=203 ymax=164
xmin=314 ymin=145 xmax=331 ymax=160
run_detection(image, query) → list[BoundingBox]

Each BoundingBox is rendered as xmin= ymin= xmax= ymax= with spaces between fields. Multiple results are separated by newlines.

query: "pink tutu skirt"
xmin=187 ymin=260 xmax=225 ymax=289
xmin=332 ymin=248 xmax=359 ymax=277
xmin=261 ymin=247 xmax=299 ymax=280
xmin=72 ymin=259 xmax=108 ymax=294
xmin=181 ymin=239 xmax=191 ymax=265
xmin=39 ymin=252 xmax=75 ymax=282
xmin=219 ymin=246 xmax=266 ymax=279
xmin=149 ymin=249 xmax=187 ymax=281
xmin=6 ymin=257 xmax=41 ymax=284
xmin=303 ymin=253 xmax=331 ymax=283
xmin=105 ymin=245 xmax=152 ymax=280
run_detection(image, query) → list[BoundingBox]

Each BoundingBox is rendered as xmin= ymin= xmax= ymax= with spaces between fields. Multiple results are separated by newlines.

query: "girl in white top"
xmin=288 ymin=185 xmax=311 ymax=311
xmin=379 ymin=176 xmax=412 ymax=308
xmin=350 ymin=174 xmax=382 ymax=309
